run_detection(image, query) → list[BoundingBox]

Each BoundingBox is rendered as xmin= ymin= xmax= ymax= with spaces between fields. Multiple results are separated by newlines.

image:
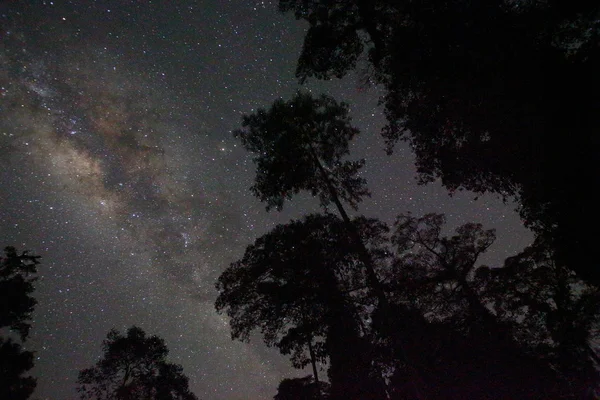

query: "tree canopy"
xmin=77 ymin=326 xmax=198 ymax=400
xmin=220 ymin=4 xmax=600 ymax=396
xmin=273 ymin=376 xmax=330 ymax=400
xmin=379 ymin=215 xmax=600 ymax=398
xmin=482 ymin=238 xmax=600 ymax=393
xmin=216 ymin=213 xmax=388 ymax=399
xmin=278 ymin=0 xmax=600 ymax=284
xmin=234 ymin=90 xmax=369 ymax=212
xmin=389 ymin=213 xmax=498 ymax=329
xmin=0 ymin=246 xmax=40 ymax=400
xmin=0 ymin=246 xmax=40 ymax=340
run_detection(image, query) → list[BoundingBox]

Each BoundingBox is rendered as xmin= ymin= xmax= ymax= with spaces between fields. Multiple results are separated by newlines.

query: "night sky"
xmin=1 ymin=2 xmax=532 ymax=399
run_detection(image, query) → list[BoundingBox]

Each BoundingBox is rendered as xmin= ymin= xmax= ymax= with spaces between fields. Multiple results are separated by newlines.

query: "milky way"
xmin=1 ymin=2 xmax=532 ymax=399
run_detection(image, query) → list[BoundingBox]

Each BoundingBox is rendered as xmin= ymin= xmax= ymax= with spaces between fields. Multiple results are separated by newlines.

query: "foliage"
xmin=383 ymin=215 xmax=600 ymax=397
xmin=234 ymin=91 xmax=369 ymax=211
xmin=278 ymin=1 xmax=387 ymax=82
xmin=273 ymin=375 xmax=330 ymax=400
xmin=279 ymin=0 xmax=600 ymax=284
xmin=216 ymin=203 xmax=598 ymax=397
xmin=389 ymin=213 xmax=497 ymax=330
xmin=279 ymin=1 xmax=365 ymax=83
xmin=0 ymin=338 xmax=37 ymax=400
xmin=228 ymin=54 xmax=600 ymax=394
xmin=0 ymin=246 xmax=40 ymax=340
xmin=0 ymin=246 xmax=40 ymax=400
xmin=76 ymin=326 xmax=198 ymax=400
xmin=481 ymin=238 xmax=600 ymax=393
xmin=215 ymin=213 xmax=386 ymax=360
xmin=215 ymin=213 xmax=388 ymax=399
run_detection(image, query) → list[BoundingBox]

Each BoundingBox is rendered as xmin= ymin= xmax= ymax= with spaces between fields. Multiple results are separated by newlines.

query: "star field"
xmin=1 ymin=1 xmax=532 ymax=399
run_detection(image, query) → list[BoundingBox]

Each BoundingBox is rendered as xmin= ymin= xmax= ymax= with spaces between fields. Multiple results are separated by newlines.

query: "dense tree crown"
xmin=0 ymin=246 xmax=40 ymax=340
xmin=77 ymin=326 xmax=198 ymax=400
xmin=222 ymin=75 xmax=600 ymax=396
xmin=234 ymin=91 xmax=369 ymax=212
xmin=0 ymin=246 xmax=40 ymax=400
xmin=273 ymin=376 xmax=330 ymax=400
xmin=216 ymin=214 xmax=389 ymax=399
xmin=216 ymin=207 xmax=600 ymax=398
xmin=278 ymin=0 xmax=600 ymax=284
xmin=384 ymin=214 xmax=599 ymax=397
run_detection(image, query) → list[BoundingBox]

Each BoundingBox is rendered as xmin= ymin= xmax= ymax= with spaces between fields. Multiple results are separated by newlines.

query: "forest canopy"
xmin=278 ymin=0 xmax=600 ymax=285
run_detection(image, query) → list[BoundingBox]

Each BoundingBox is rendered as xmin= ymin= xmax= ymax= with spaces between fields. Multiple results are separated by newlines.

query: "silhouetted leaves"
xmin=279 ymin=0 xmax=600 ymax=284
xmin=215 ymin=214 xmax=388 ymax=399
xmin=389 ymin=213 xmax=497 ymax=330
xmin=278 ymin=1 xmax=385 ymax=81
xmin=0 ymin=246 xmax=40 ymax=400
xmin=0 ymin=338 xmax=36 ymax=400
xmin=273 ymin=375 xmax=330 ymax=400
xmin=0 ymin=246 xmax=40 ymax=340
xmin=228 ymin=22 xmax=600 ymax=390
xmin=482 ymin=238 xmax=600 ymax=395
xmin=234 ymin=91 xmax=369 ymax=211
xmin=76 ymin=326 xmax=198 ymax=400
xmin=282 ymin=0 xmax=364 ymax=83
xmin=215 ymin=213 xmax=382 ymax=352
xmin=379 ymin=216 xmax=584 ymax=398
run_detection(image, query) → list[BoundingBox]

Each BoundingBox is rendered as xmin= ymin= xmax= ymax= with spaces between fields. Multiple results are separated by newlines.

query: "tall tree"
xmin=0 ymin=246 xmax=40 ymax=400
xmin=234 ymin=90 xmax=391 ymax=309
xmin=234 ymin=90 xmax=369 ymax=213
xmin=279 ymin=0 xmax=600 ymax=284
xmin=76 ymin=326 xmax=198 ymax=400
xmin=215 ymin=214 xmax=387 ymax=400
xmin=234 ymin=91 xmax=425 ymax=398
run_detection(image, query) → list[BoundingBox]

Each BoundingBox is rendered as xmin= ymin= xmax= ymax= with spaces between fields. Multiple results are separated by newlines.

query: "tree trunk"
xmin=307 ymin=339 xmax=321 ymax=399
xmin=308 ymin=144 xmax=427 ymax=400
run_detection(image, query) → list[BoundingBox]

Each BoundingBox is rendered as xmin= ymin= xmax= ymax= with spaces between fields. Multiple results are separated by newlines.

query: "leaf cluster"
xmin=77 ymin=326 xmax=198 ymax=400
xmin=0 ymin=246 xmax=40 ymax=400
xmin=234 ymin=91 xmax=369 ymax=211
xmin=215 ymin=214 xmax=386 ymax=369
xmin=0 ymin=338 xmax=36 ymax=400
xmin=278 ymin=0 xmax=600 ymax=284
xmin=0 ymin=246 xmax=40 ymax=340
xmin=273 ymin=375 xmax=330 ymax=400
xmin=279 ymin=1 xmax=364 ymax=82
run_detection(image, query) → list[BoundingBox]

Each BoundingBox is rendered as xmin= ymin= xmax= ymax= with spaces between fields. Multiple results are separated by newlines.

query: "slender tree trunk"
xmin=118 ymin=365 xmax=131 ymax=400
xmin=307 ymin=339 xmax=321 ymax=399
xmin=307 ymin=144 xmax=387 ymax=302
xmin=308 ymin=144 xmax=427 ymax=400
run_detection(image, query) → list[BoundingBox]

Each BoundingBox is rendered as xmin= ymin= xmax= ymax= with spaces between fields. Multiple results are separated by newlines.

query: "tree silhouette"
xmin=234 ymin=90 xmax=369 ymax=213
xmin=381 ymin=215 xmax=589 ymax=398
xmin=235 ymin=91 xmax=424 ymax=399
xmin=0 ymin=246 xmax=39 ymax=340
xmin=389 ymin=213 xmax=498 ymax=331
xmin=278 ymin=1 xmax=384 ymax=82
xmin=235 ymin=90 xmax=393 ymax=302
xmin=0 ymin=246 xmax=40 ymax=400
xmin=273 ymin=375 xmax=330 ymax=400
xmin=76 ymin=326 xmax=198 ymax=400
xmin=481 ymin=238 xmax=600 ymax=396
xmin=215 ymin=214 xmax=387 ymax=400
xmin=278 ymin=0 xmax=600 ymax=284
